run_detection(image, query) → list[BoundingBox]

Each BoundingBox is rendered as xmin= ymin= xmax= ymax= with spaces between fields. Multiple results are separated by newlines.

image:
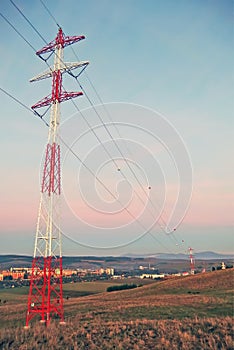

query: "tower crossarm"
xmin=30 ymin=61 xmax=89 ymax=83
xmin=31 ymin=91 xmax=83 ymax=109
xmin=36 ymin=28 xmax=85 ymax=55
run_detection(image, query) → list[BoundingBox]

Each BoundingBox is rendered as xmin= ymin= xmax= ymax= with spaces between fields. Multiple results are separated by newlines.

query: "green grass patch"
xmin=0 ymin=287 xmax=29 ymax=304
xmin=0 ymin=281 xmax=120 ymax=302
xmin=106 ymin=303 xmax=234 ymax=322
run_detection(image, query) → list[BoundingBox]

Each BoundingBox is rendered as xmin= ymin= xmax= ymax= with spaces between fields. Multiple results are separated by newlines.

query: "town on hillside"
xmin=0 ymin=259 xmax=232 ymax=290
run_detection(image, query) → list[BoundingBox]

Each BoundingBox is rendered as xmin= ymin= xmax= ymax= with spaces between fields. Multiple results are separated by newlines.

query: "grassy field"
xmin=0 ymin=278 xmax=152 ymax=304
xmin=0 ymin=278 xmax=152 ymax=328
xmin=0 ymin=269 xmax=233 ymax=349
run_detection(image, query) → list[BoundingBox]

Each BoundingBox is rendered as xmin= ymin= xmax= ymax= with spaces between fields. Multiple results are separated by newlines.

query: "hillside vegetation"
xmin=0 ymin=268 xmax=233 ymax=349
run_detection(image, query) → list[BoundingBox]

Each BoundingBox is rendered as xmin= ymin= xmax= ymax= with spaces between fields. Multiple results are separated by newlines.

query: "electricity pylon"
xmin=189 ymin=247 xmax=195 ymax=275
xmin=25 ymin=28 xmax=88 ymax=327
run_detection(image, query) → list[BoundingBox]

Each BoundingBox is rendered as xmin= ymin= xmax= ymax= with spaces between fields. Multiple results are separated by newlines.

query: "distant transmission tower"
xmin=25 ymin=28 xmax=88 ymax=328
xmin=189 ymin=247 xmax=195 ymax=275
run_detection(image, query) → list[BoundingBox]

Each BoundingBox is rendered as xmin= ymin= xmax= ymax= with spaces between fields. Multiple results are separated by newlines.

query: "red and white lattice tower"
xmin=189 ymin=247 xmax=195 ymax=275
xmin=25 ymin=28 xmax=88 ymax=328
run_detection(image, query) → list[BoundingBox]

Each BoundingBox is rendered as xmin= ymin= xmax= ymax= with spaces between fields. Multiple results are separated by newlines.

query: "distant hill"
xmin=0 ymin=255 xmax=132 ymax=270
xmin=141 ymin=267 xmax=234 ymax=294
xmin=0 ymin=255 xmax=32 ymax=269
xmin=124 ymin=251 xmax=234 ymax=260
xmin=0 ymin=252 xmax=233 ymax=271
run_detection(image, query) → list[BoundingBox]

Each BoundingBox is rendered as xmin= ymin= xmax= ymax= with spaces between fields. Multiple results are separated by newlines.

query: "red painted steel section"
xmin=41 ymin=144 xmax=50 ymax=193
xmin=41 ymin=143 xmax=61 ymax=196
xmin=32 ymin=27 xmax=83 ymax=111
xmin=36 ymin=28 xmax=85 ymax=55
xmin=31 ymin=91 xmax=83 ymax=109
xmin=50 ymin=143 xmax=56 ymax=195
xmin=52 ymin=70 xmax=62 ymax=102
xmin=25 ymin=257 xmax=64 ymax=326
xmin=189 ymin=248 xmax=195 ymax=273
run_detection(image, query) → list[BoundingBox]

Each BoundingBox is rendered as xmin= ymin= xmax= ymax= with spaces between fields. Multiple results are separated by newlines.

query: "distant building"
xmin=105 ymin=268 xmax=114 ymax=275
xmin=10 ymin=267 xmax=29 ymax=273
xmin=2 ymin=271 xmax=11 ymax=278
xmin=62 ymin=269 xmax=77 ymax=277
xmin=12 ymin=272 xmax=25 ymax=279
xmin=98 ymin=268 xmax=114 ymax=275
xmin=111 ymin=275 xmax=124 ymax=279
xmin=140 ymin=273 xmax=165 ymax=279
xmin=182 ymin=272 xmax=189 ymax=276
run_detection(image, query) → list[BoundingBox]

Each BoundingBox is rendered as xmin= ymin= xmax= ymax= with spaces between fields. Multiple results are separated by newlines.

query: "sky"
xmin=0 ymin=0 xmax=233 ymax=256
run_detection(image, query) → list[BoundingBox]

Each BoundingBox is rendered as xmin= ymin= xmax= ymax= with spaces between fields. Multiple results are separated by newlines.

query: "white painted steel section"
xmin=30 ymin=61 xmax=89 ymax=82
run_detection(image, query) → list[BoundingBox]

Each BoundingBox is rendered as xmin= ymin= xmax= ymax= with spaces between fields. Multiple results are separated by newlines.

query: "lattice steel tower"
xmin=25 ymin=28 xmax=88 ymax=327
xmin=189 ymin=247 xmax=195 ymax=275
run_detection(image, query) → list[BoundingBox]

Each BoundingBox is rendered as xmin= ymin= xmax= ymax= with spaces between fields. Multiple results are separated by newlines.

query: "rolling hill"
xmin=0 ymin=253 xmax=233 ymax=273
xmin=0 ymin=268 xmax=233 ymax=349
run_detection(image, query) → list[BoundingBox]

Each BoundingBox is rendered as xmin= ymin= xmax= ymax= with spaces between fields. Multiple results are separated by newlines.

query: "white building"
xmin=140 ymin=273 xmax=165 ymax=279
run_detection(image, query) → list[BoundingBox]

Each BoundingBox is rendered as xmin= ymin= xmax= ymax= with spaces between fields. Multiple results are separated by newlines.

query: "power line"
xmin=0 ymin=85 xmax=174 ymax=252
xmin=17 ymin=2 xmax=181 ymax=249
xmin=8 ymin=1 xmax=165 ymax=231
xmin=70 ymin=45 xmax=135 ymax=157
xmin=76 ymin=78 xmax=174 ymax=230
xmin=1 ymin=7 xmax=126 ymax=204
xmin=44 ymin=13 xmax=175 ymax=236
xmin=33 ymin=1 xmax=171 ymax=232
xmin=1 ymin=7 xmax=183 ymax=253
xmin=59 ymin=137 xmax=172 ymax=251
xmin=69 ymin=101 xmax=120 ymax=170
xmin=0 ymin=86 xmax=32 ymax=114
xmin=0 ymin=86 xmax=49 ymax=127
xmin=69 ymin=38 xmax=181 ymax=246
xmin=39 ymin=0 xmax=60 ymax=28
xmin=10 ymin=0 xmax=48 ymax=44
xmin=6 ymin=3 xmax=164 ymax=230
xmin=0 ymin=11 xmax=37 ymax=52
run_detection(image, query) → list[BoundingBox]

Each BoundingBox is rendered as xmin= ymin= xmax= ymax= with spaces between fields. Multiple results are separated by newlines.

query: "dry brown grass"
xmin=0 ymin=268 xmax=233 ymax=349
xmin=0 ymin=317 xmax=233 ymax=350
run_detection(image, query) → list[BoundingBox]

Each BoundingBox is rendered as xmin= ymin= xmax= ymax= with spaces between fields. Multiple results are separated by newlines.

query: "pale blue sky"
xmin=0 ymin=0 xmax=233 ymax=256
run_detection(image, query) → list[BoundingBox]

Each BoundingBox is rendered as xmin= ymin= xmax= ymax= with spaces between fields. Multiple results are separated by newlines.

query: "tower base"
xmin=25 ymin=256 xmax=64 ymax=327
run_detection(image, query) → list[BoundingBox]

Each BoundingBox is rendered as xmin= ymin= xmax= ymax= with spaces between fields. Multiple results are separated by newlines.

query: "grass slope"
xmin=63 ymin=269 xmax=233 ymax=321
xmin=0 ymin=269 xmax=233 ymax=349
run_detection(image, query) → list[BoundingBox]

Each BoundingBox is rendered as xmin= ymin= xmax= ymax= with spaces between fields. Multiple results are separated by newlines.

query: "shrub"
xmin=106 ymin=284 xmax=138 ymax=292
